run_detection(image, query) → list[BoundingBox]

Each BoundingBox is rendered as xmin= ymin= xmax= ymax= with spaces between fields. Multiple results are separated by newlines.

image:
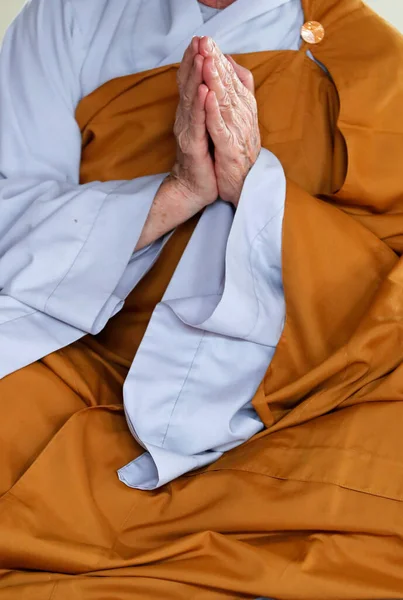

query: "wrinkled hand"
xmin=200 ymin=37 xmax=261 ymax=207
xmin=171 ymin=37 xmax=218 ymax=209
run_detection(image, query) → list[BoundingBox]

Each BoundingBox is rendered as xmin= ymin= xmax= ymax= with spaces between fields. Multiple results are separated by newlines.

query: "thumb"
xmin=225 ymin=54 xmax=255 ymax=94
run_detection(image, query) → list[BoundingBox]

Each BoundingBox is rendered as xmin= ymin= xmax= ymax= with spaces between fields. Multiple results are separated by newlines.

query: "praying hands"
xmin=136 ymin=36 xmax=261 ymax=250
xmin=173 ymin=35 xmax=261 ymax=208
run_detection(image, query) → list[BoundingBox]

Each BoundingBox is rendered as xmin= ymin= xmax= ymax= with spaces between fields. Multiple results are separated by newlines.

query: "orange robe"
xmin=2 ymin=0 xmax=403 ymax=597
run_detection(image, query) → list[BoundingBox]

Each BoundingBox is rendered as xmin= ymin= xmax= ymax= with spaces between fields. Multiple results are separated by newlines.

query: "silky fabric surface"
xmin=2 ymin=1 xmax=403 ymax=600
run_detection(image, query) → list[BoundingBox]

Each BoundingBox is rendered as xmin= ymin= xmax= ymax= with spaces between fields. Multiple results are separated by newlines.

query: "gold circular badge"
xmin=301 ymin=21 xmax=325 ymax=45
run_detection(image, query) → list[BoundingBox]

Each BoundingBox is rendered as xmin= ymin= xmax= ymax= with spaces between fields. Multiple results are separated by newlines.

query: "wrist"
xmin=163 ymin=173 xmax=207 ymax=211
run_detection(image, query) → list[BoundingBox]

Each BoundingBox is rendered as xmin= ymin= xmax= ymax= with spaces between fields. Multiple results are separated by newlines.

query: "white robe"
xmin=198 ymin=2 xmax=221 ymax=22
xmin=0 ymin=0 xmax=306 ymax=489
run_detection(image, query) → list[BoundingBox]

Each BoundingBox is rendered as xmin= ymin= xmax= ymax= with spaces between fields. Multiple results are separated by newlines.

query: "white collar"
xmin=159 ymin=0 xmax=295 ymax=66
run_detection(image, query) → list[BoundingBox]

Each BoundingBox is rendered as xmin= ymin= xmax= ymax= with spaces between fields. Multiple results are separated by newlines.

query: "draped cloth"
xmin=2 ymin=0 xmax=403 ymax=597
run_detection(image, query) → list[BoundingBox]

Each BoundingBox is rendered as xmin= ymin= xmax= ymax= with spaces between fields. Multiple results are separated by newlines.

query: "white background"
xmin=0 ymin=0 xmax=403 ymax=40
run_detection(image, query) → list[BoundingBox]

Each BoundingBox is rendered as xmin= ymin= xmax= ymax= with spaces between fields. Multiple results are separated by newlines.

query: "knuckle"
xmin=180 ymin=90 xmax=194 ymax=111
xmin=222 ymin=69 xmax=233 ymax=87
xmin=244 ymin=69 xmax=254 ymax=85
xmin=189 ymin=111 xmax=199 ymax=127
xmin=225 ymin=59 xmax=235 ymax=73
xmin=247 ymin=95 xmax=257 ymax=111
xmin=220 ymin=94 xmax=232 ymax=111
xmin=211 ymin=66 xmax=220 ymax=80
xmin=182 ymin=92 xmax=192 ymax=108
xmin=238 ymin=84 xmax=250 ymax=98
xmin=217 ymin=123 xmax=229 ymax=139
xmin=177 ymin=131 xmax=190 ymax=152
xmin=248 ymin=79 xmax=255 ymax=93
xmin=177 ymin=129 xmax=201 ymax=156
xmin=173 ymin=122 xmax=181 ymax=138
xmin=173 ymin=110 xmax=183 ymax=132
xmin=174 ymin=119 xmax=188 ymax=143
xmin=230 ymin=133 xmax=240 ymax=149
xmin=176 ymin=71 xmax=183 ymax=88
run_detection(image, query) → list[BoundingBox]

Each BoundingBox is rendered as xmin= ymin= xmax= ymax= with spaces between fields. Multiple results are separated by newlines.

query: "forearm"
xmin=135 ymin=176 xmax=207 ymax=250
xmin=0 ymin=175 xmax=167 ymax=333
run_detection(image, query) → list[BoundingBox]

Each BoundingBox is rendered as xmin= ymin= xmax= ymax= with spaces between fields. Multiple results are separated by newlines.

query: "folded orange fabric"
xmin=2 ymin=0 xmax=403 ymax=597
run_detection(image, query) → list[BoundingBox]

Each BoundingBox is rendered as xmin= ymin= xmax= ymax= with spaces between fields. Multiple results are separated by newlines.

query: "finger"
xmin=181 ymin=54 xmax=204 ymax=111
xmin=177 ymin=36 xmax=200 ymax=91
xmin=225 ymin=55 xmax=255 ymax=95
xmin=200 ymin=37 xmax=236 ymax=101
xmin=205 ymin=90 xmax=229 ymax=150
xmin=203 ymin=56 xmax=232 ymax=110
xmin=199 ymin=35 xmax=215 ymax=58
xmin=214 ymin=52 xmax=237 ymax=97
xmin=188 ymin=83 xmax=209 ymax=146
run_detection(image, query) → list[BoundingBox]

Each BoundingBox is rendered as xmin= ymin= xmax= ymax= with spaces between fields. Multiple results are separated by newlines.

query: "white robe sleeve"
xmin=119 ymin=148 xmax=286 ymax=490
xmin=0 ymin=0 xmax=167 ymax=336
